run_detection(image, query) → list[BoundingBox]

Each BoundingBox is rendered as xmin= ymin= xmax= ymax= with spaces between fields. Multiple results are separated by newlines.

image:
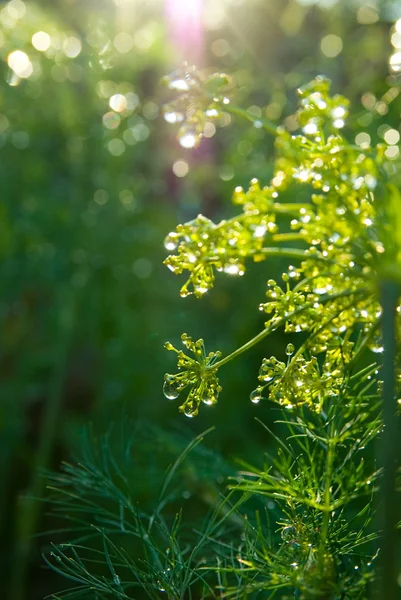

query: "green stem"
xmin=320 ymin=434 xmax=335 ymax=558
xmin=252 ymin=247 xmax=306 ymax=260
xmin=9 ymin=290 xmax=76 ymax=600
xmin=376 ymin=279 xmax=400 ymax=600
xmin=272 ymin=203 xmax=311 ymax=214
xmin=202 ymin=247 xmax=307 ymax=265
xmin=348 ymin=316 xmax=381 ymax=369
xmin=222 ymin=104 xmax=278 ymax=136
xmin=212 ymin=287 xmax=370 ymax=370
xmin=271 ymin=232 xmax=305 ymax=243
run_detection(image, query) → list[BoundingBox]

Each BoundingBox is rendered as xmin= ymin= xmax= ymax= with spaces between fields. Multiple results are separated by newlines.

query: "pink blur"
xmin=165 ymin=0 xmax=204 ymax=65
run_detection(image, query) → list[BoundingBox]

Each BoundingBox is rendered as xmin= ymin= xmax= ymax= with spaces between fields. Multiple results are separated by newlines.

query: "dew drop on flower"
xmin=224 ymin=263 xmax=241 ymax=275
xmin=250 ymin=390 xmax=262 ymax=404
xmin=202 ymin=395 xmax=214 ymax=405
xmin=333 ymin=118 xmax=345 ymax=129
xmin=194 ymin=285 xmax=208 ymax=295
xmin=163 ymin=376 xmax=181 ymax=400
xmin=332 ymin=106 xmax=346 ymax=119
xmin=303 ymin=122 xmax=318 ymax=135
xmin=183 ymin=401 xmax=198 ymax=417
xmin=254 ymin=225 xmax=266 ymax=238
xmin=164 ymin=232 xmax=179 ymax=251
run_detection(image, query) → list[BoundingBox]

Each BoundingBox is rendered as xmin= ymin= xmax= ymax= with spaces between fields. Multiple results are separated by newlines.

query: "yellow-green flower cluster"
xmin=163 ymin=334 xmax=222 ymax=417
xmin=162 ymin=65 xmax=232 ymax=149
xmin=252 ymin=341 xmax=354 ymax=410
xmin=164 ymin=203 xmax=278 ymax=298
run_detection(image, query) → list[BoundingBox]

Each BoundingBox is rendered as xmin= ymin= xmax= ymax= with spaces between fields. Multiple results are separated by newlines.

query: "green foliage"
xmin=45 ymin=66 xmax=401 ymax=599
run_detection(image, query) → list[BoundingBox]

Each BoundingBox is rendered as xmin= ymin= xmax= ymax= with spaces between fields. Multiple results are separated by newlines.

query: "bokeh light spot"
xmin=179 ymin=132 xmax=197 ymax=148
xmin=132 ymin=258 xmax=153 ymax=278
xmin=203 ymin=122 xmax=216 ymax=138
xmin=114 ymin=32 xmax=134 ymax=53
xmin=384 ymin=128 xmax=400 ymax=145
xmin=109 ymin=93 xmax=127 ymax=112
xmin=355 ymin=132 xmax=371 ymax=148
xmin=357 ymin=6 xmax=378 ymax=25
xmin=220 ymin=165 xmax=234 ymax=181
xmin=97 ymin=80 xmax=118 ymax=98
xmin=32 ymin=31 xmax=51 ymax=52
xmin=94 ymin=189 xmax=109 ymax=205
xmin=172 ymin=159 xmax=189 ymax=177
xmin=108 ymin=138 xmax=125 ymax=156
xmin=130 ymin=123 xmax=149 ymax=141
xmin=7 ymin=50 xmax=32 ymax=78
xmin=103 ymin=111 xmax=121 ymax=129
xmin=389 ymin=52 xmax=401 ymax=72
xmin=320 ymin=34 xmax=343 ymax=58
xmin=7 ymin=0 xmax=26 ymax=19
xmin=63 ymin=36 xmax=82 ymax=58
xmin=211 ymin=38 xmax=230 ymax=57
xmin=12 ymin=131 xmax=29 ymax=149
xmin=0 ymin=114 xmax=10 ymax=132
xmin=385 ymin=145 xmax=399 ymax=159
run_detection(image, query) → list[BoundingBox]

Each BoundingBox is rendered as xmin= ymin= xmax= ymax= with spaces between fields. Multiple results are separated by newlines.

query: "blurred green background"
xmin=0 ymin=0 xmax=400 ymax=597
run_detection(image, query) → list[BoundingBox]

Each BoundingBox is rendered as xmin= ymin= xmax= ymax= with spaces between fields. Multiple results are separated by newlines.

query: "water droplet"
xmin=331 ymin=106 xmax=346 ymax=119
xmin=303 ymin=122 xmax=318 ymax=135
xmin=183 ymin=400 xmax=198 ymax=418
xmin=223 ymin=263 xmax=240 ymax=275
xmin=286 ymin=343 xmax=295 ymax=356
xmin=201 ymin=391 xmax=216 ymax=405
xmin=194 ymin=285 xmax=208 ymax=295
xmin=164 ymin=232 xmax=179 ymax=251
xmin=250 ymin=390 xmax=262 ymax=404
xmin=163 ymin=376 xmax=181 ymax=400
xmin=254 ymin=225 xmax=266 ymax=238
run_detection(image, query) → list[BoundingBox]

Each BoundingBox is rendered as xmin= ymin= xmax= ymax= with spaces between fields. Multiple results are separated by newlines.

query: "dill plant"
xmin=45 ymin=68 xmax=401 ymax=599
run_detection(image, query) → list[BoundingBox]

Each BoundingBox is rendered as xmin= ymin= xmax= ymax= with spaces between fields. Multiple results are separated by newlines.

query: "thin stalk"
xmin=252 ymin=247 xmax=306 ymax=260
xmin=9 ymin=290 xmax=76 ymax=600
xmin=271 ymin=232 xmax=305 ymax=243
xmin=319 ymin=435 xmax=335 ymax=560
xmin=376 ymin=279 xmax=400 ymax=600
xmin=212 ymin=287 xmax=370 ymax=370
xmin=203 ymin=247 xmax=307 ymax=264
xmin=222 ymin=104 xmax=278 ymax=136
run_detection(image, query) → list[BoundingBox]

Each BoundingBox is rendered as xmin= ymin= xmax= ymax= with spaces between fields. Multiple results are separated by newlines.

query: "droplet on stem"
xmin=286 ymin=343 xmax=295 ymax=356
